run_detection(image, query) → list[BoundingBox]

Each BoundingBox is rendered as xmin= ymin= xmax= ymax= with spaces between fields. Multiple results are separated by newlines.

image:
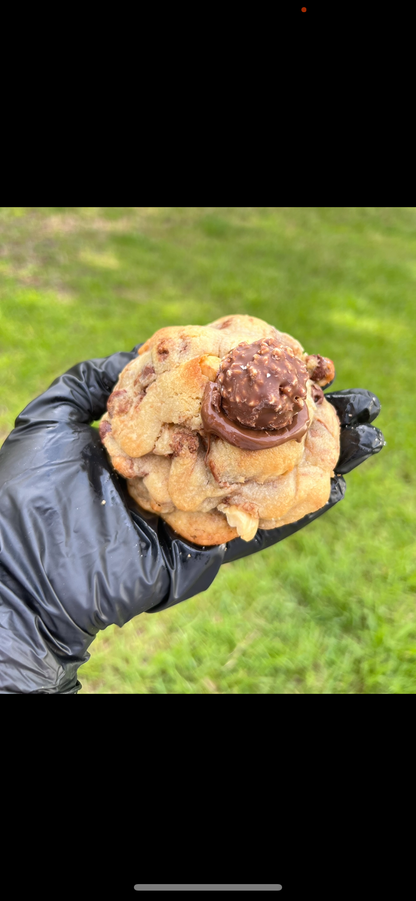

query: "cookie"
xmin=99 ymin=315 xmax=340 ymax=545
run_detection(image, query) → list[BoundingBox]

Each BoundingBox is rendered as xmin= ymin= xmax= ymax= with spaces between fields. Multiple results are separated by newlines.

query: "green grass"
xmin=1 ymin=206 xmax=415 ymax=693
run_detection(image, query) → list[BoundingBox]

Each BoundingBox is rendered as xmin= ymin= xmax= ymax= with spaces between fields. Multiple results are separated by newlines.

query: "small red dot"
xmin=302 ymin=6 xmax=307 ymax=10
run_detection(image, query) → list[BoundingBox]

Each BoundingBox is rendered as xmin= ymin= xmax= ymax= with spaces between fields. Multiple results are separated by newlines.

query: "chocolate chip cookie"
xmin=99 ymin=315 xmax=340 ymax=545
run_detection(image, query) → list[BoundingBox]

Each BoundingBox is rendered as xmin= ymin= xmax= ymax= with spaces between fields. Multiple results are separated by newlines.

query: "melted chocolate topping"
xmin=201 ymin=381 xmax=310 ymax=450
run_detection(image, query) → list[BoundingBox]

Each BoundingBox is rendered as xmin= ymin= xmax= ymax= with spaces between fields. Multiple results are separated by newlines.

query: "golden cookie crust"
xmin=100 ymin=315 xmax=340 ymax=545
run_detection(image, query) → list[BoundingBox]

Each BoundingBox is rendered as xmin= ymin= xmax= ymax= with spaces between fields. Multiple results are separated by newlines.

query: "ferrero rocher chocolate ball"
xmin=217 ymin=336 xmax=309 ymax=431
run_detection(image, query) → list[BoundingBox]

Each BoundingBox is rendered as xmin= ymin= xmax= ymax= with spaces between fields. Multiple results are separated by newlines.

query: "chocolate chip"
xmin=99 ymin=420 xmax=112 ymax=440
xmin=107 ymin=389 xmax=131 ymax=417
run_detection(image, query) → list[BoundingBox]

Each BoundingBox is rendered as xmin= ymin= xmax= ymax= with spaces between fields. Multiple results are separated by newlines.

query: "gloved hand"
xmin=0 ymin=346 xmax=385 ymax=693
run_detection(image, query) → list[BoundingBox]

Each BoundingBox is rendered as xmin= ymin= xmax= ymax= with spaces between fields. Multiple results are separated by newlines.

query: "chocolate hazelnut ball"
xmin=216 ymin=337 xmax=309 ymax=431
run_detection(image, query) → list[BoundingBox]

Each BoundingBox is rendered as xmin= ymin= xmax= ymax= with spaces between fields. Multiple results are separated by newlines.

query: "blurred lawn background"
xmin=0 ymin=207 xmax=415 ymax=693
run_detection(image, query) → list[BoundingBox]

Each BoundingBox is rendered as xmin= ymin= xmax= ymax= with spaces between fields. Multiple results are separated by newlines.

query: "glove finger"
xmin=14 ymin=346 xmax=144 ymax=429
xmin=336 ymin=423 xmax=385 ymax=474
xmin=324 ymin=389 xmax=381 ymax=426
xmin=223 ymin=474 xmax=346 ymax=564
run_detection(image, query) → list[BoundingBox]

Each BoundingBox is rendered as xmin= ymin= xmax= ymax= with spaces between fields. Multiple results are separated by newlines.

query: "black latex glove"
xmin=0 ymin=346 xmax=385 ymax=693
